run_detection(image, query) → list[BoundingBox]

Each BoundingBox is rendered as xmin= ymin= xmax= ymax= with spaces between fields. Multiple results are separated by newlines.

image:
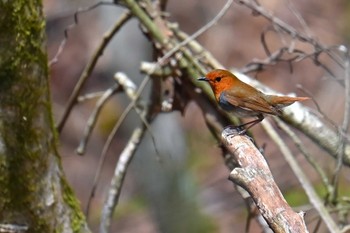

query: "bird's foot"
xmin=223 ymin=125 xmax=247 ymax=137
xmin=223 ymin=125 xmax=255 ymax=142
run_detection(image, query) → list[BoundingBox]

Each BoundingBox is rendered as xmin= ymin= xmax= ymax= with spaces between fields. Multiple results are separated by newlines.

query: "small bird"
xmin=198 ymin=69 xmax=309 ymax=133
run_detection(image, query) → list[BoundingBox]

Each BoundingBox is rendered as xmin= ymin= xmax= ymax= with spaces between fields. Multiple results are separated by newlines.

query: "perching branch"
xmin=222 ymin=128 xmax=308 ymax=233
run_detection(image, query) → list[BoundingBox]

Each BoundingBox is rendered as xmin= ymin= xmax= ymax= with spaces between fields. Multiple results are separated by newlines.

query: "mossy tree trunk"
xmin=0 ymin=1 xmax=90 ymax=232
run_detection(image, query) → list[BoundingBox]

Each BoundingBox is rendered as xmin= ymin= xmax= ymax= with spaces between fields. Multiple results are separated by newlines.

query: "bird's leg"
xmin=225 ymin=114 xmax=264 ymax=135
xmin=239 ymin=114 xmax=264 ymax=133
xmin=237 ymin=114 xmax=264 ymax=135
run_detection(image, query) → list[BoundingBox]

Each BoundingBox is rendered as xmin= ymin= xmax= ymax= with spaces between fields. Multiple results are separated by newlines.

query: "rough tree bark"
xmin=0 ymin=1 xmax=90 ymax=232
xmin=222 ymin=130 xmax=309 ymax=233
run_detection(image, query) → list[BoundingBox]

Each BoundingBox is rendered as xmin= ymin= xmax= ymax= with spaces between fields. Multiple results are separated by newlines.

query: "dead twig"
xmin=57 ymin=10 xmax=132 ymax=132
xmin=77 ymin=84 xmax=122 ymax=155
xmin=49 ymin=1 xmax=118 ymax=67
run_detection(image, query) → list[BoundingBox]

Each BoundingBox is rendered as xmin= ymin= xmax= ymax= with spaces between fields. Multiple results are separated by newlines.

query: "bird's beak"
xmin=197 ymin=77 xmax=208 ymax=82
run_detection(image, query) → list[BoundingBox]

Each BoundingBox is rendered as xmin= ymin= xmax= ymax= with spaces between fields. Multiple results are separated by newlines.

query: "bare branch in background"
xmin=54 ymin=0 xmax=350 ymax=231
xmin=57 ymin=10 xmax=132 ymax=132
xmin=85 ymin=72 xmax=150 ymax=218
xmin=100 ymin=123 xmax=148 ymax=233
xmin=236 ymin=0 xmax=344 ymax=82
xmin=327 ymin=47 xmax=350 ymax=211
xmin=77 ymin=84 xmax=122 ymax=155
xmin=49 ymin=1 xmax=118 ymax=67
xmin=261 ymin=120 xmax=339 ymax=233
xmin=274 ymin=118 xmax=330 ymax=191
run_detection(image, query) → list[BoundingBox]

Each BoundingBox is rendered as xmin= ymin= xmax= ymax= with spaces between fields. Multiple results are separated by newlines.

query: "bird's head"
xmin=198 ymin=69 xmax=238 ymax=100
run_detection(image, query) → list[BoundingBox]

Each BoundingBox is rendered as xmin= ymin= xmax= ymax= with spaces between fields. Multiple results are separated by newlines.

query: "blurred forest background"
xmin=44 ymin=0 xmax=350 ymax=232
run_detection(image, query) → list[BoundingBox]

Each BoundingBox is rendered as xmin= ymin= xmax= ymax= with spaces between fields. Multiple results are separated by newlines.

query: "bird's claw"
xmin=223 ymin=125 xmax=255 ymax=143
xmin=223 ymin=125 xmax=246 ymax=137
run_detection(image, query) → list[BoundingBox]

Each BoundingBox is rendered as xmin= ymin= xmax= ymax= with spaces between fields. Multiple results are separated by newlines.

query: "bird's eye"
xmin=215 ymin=77 xmax=222 ymax=82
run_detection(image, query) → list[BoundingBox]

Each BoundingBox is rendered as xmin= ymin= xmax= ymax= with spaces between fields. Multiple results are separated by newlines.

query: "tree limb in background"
xmin=235 ymin=0 xmax=345 ymax=81
xmin=262 ymin=120 xmax=339 ymax=233
xmin=234 ymin=71 xmax=350 ymax=166
xmin=331 ymin=50 xmax=350 ymax=203
xmin=49 ymin=1 xmax=119 ymax=67
xmin=53 ymin=0 xmax=350 ymax=231
xmin=100 ymin=123 xmax=148 ymax=233
xmin=85 ymin=72 xmax=152 ymax=218
xmin=57 ymin=10 xmax=132 ymax=132
xmin=77 ymin=84 xmax=122 ymax=155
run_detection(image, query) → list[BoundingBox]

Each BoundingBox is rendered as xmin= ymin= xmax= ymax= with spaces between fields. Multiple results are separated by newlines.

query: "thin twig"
xmin=170 ymin=27 xmax=224 ymax=69
xmin=85 ymin=74 xmax=149 ymax=217
xmin=330 ymin=47 xmax=350 ymax=202
xmin=296 ymin=84 xmax=339 ymax=132
xmin=156 ymin=0 xmax=233 ymax=66
xmin=113 ymin=72 xmax=161 ymax=160
xmin=77 ymin=84 xmax=122 ymax=155
xmin=236 ymin=0 xmax=344 ymax=81
xmin=237 ymin=0 xmax=344 ymax=68
xmin=284 ymin=0 xmax=313 ymax=38
xmin=274 ymin=117 xmax=331 ymax=192
xmin=49 ymin=1 xmax=117 ymax=66
xmin=77 ymin=91 xmax=106 ymax=102
xmin=57 ymin=10 xmax=132 ymax=132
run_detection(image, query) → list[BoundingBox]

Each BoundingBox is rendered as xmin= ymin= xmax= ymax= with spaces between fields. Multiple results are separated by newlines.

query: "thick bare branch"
xmin=222 ymin=129 xmax=308 ymax=233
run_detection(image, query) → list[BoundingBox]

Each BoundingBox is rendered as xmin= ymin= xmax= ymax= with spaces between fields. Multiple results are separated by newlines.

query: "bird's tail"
xmin=265 ymin=95 xmax=309 ymax=108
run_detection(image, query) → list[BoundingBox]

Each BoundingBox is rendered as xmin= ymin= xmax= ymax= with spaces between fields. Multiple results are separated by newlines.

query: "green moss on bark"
xmin=61 ymin=178 xmax=87 ymax=233
xmin=0 ymin=1 xmax=88 ymax=232
xmin=0 ymin=0 xmax=51 ymax=232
